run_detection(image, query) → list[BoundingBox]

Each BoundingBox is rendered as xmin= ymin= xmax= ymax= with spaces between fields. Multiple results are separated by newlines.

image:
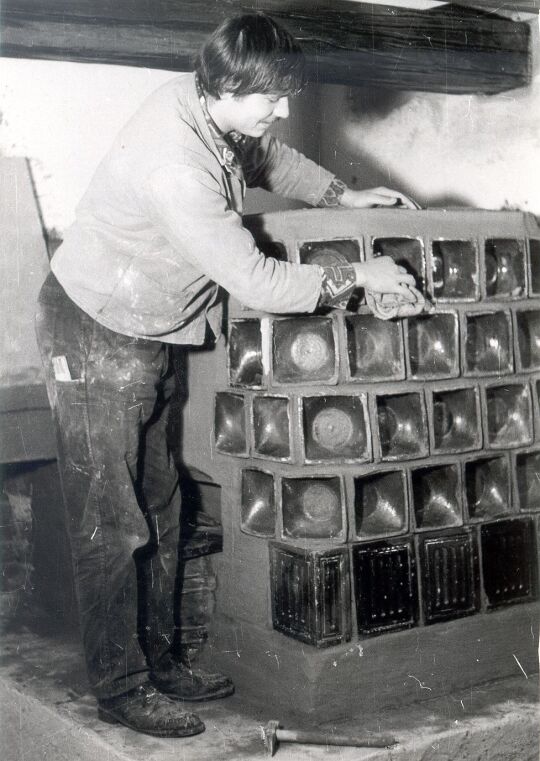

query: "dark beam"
xmin=0 ymin=1 xmax=533 ymax=94
xmin=278 ymin=2 xmax=533 ymax=93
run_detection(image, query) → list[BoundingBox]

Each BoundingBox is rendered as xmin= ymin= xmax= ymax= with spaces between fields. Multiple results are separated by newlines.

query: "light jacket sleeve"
xmin=242 ymin=135 xmax=335 ymax=206
xmin=142 ymin=162 xmax=323 ymax=314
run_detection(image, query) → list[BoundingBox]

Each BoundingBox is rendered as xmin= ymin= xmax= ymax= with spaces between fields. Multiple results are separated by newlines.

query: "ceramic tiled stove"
xmin=181 ymin=208 xmax=540 ymax=718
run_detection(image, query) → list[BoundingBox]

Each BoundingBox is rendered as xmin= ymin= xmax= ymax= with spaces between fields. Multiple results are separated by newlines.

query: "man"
xmin=36 ymin=13 xmax=419 ymax=738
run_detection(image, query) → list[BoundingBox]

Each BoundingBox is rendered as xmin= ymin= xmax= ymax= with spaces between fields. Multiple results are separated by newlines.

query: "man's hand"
xmin=340 ymin=186 xmax=420 ymax=210
xmin=353 ymin=257 xmax=418 ymax=301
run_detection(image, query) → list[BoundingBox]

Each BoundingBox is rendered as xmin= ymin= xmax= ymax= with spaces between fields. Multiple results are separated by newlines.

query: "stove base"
xmin=205 ymin=602 xmax=539 ymax=720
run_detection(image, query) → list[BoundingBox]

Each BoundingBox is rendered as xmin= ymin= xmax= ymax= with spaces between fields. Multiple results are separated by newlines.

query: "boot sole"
xmin=97 ymin=707 xmax=206 ymax=737
xmin=157 ymin=684 xmax=235 ymax=703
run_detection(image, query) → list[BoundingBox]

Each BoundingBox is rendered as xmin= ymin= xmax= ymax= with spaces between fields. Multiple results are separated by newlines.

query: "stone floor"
xmin=1 ymin=611 xmax=538 ymax=761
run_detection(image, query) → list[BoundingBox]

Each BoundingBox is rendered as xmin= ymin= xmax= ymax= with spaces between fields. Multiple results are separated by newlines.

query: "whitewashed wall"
xmin=0 ymin=59 xmax=176 ymax=235
xmin=318 ymin=74 xmax=540 ymax=215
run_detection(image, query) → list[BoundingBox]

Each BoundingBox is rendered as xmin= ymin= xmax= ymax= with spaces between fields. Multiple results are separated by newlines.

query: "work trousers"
xmin=35 ymin=272 xmax=184 ymax=699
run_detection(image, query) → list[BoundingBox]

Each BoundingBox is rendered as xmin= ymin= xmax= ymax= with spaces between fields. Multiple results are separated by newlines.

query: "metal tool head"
xmin=262 ymin=720 xmax=280 ymax=756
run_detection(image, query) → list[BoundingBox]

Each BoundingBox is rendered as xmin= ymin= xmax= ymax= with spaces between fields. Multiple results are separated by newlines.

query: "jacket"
xmin=51 ymin=73 xmax=335 ymax=344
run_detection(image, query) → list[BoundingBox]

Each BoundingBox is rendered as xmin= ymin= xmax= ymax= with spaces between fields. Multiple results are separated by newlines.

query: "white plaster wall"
xmin=318 ymin=74 xmax=540 ymax=215
xmin=0 ymin=58 xmax=177 ymax=235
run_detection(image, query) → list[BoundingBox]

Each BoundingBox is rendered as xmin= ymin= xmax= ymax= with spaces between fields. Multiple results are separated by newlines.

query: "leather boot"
xmin=151 ymin=653 xmax=234 ymax=702
xmin=98 ymin=682 xmax=205 ymax=737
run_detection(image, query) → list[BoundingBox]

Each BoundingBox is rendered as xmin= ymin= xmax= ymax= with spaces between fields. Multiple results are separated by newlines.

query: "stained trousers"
xmin=35 ymin=272 xmax=184 ymax=699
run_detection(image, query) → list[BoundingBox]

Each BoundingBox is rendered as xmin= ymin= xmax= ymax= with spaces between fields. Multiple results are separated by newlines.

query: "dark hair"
xmin=194 ymin=13 xmax=306 ymax=98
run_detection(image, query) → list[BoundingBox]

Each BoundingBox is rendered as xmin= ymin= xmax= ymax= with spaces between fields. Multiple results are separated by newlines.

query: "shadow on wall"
xmin=341 ymin=87 xmax=473 ymax=210
xmin=347 ymin=87 xmax=411 ymax=121
xmin=320 ymin=76 xmax=540 ymax=216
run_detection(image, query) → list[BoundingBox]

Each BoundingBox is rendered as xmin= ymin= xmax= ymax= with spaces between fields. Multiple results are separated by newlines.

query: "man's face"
xmin=227 ymin=92 xmax=290 ymax=136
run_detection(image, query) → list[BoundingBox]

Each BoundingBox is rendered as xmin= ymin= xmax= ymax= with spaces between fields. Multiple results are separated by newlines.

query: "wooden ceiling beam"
xmin=0 ymin=1 xmax=534 ymax=94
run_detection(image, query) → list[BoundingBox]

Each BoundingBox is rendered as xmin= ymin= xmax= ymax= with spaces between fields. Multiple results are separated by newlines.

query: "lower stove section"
xmin=208 ymin=599 xmax=540 ymax=720
xmin=206 ymin=508 xmax=539 ymax=720
xmin=268 ymin=519 xmax=536 ymax=646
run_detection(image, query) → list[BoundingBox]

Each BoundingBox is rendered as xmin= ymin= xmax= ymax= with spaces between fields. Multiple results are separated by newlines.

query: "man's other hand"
xmin=340 ymin=186 xmax=420 ymax=210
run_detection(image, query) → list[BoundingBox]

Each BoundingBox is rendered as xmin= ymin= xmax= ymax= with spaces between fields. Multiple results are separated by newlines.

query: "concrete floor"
xmin=1 ymin=613 xmax=539 ymax=761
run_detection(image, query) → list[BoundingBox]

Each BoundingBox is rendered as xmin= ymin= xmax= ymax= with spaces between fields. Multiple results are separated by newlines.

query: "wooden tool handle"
xmin=277 ymin=729 xmax=397 ymax=749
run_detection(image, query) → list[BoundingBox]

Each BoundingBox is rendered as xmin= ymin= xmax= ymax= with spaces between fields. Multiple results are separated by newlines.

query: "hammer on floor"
xmin=261 ymin=720 xmax=398 ymax=756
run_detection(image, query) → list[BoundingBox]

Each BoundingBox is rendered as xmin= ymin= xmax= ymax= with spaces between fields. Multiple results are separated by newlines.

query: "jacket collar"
xmin=183 ymin=73 xmax=242 ymax=173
